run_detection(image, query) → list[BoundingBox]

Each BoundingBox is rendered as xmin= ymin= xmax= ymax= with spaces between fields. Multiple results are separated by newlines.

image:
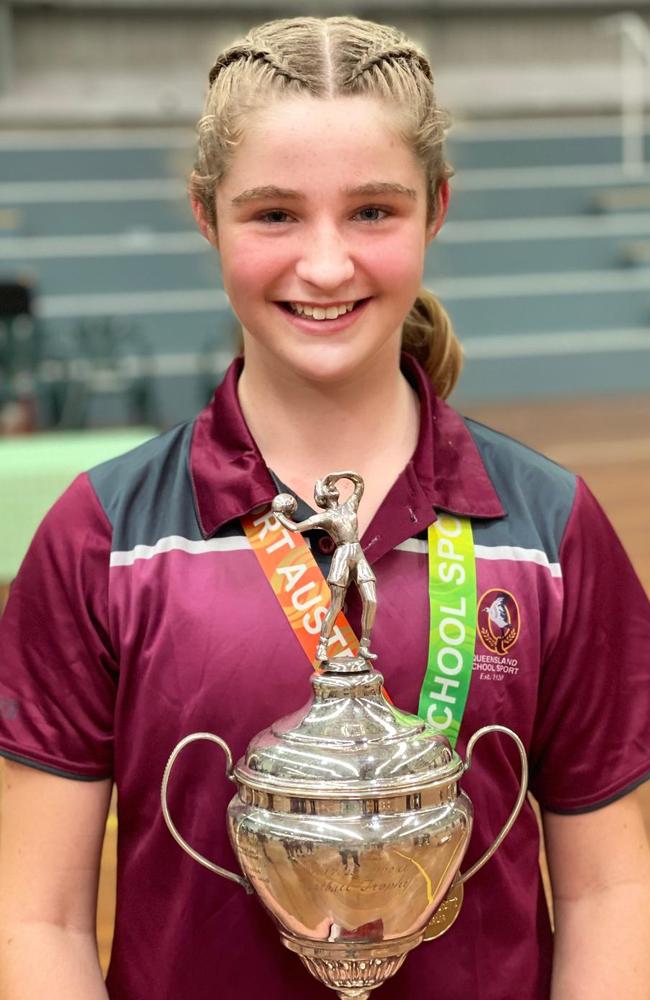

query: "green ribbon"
xmin=418 ymin=514 xmax=477 ymax=748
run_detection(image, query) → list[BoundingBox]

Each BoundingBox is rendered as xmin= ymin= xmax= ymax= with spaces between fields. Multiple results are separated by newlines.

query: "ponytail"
xmin=401 ymin=288 xmax=463 ymax=399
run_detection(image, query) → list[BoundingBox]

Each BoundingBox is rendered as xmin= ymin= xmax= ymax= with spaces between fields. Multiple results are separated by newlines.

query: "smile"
xmin=281 ymin=300 xmax=367 ymax=320
xmin=276 ymin=297 xmax=371 ymax=332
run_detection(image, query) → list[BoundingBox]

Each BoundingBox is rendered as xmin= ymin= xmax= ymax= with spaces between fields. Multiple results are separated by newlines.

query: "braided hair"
xmin=345 ymin=46 xmax=434 ymax=85
xmin=208 ymin=44 xmax=311 ymax=88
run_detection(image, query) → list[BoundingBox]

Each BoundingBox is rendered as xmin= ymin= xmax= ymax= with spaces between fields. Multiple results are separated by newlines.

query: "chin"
xmin=299 ymin=327 xmax=403 ymax=384
xmin=241 ymin=308 xmax=404 ymax=385
xmin=285 ymin=341 xmax=391 ymax=386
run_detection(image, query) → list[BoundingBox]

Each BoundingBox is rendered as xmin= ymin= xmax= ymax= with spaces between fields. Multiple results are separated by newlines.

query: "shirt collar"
xmin=190 ymin=354 xmax=505 ymax=548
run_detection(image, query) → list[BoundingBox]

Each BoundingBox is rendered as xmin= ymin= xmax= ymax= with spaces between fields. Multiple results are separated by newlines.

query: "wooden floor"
xmin=1 ymin=393 xmax=649 ymax=975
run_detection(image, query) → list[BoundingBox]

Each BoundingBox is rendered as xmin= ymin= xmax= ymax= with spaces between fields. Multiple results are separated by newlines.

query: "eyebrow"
xmin=230 ymin=182 xmax=418 ymax=205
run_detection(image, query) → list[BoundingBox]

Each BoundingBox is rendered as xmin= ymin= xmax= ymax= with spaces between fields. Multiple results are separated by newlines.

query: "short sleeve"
xmin=529 ymin=477 xmax=650 ymax=812
xmin=0 ymin=473 xmax=117 ymax=780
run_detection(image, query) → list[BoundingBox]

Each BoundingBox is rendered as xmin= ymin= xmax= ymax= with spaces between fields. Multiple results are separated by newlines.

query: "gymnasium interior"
xmin=0 ymin=0 xmax=649 ymax=976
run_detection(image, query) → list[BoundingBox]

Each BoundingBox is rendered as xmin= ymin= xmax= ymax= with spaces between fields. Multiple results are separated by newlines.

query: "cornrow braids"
xmin=346 ymin=46 xmax=434 ymax=85
xmin=208 ymin=45 xmax=308 ymax=87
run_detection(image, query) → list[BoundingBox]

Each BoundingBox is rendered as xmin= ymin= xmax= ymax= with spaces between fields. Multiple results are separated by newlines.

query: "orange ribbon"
xmin=242 ymin=505 xmax=359 ymax=669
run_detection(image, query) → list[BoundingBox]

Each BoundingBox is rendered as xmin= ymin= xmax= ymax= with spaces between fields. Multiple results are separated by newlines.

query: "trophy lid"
xmin=234 ymin=660 xmax=461 ymax=799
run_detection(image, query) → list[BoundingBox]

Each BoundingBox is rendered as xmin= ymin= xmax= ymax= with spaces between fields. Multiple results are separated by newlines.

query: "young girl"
xmin=0 ymin=16 xmax=649 ymax=1000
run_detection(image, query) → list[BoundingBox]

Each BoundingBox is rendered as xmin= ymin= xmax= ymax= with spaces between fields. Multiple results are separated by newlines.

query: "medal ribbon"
xmin=242 ymin=507 xmax=476 ymax=747
xmin=419 ymin=514 xmax=477 ymax=748
xmin=242 ymin=507 xmax=358 ymax=666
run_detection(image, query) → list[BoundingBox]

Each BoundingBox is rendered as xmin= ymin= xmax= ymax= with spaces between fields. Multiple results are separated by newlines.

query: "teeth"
xmin=289 ymin=301 xmax=357 ymax=319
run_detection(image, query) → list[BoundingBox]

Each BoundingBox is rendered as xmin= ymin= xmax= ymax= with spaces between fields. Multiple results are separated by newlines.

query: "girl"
xmin=0 ymin=16 xmax=648 ymax=1000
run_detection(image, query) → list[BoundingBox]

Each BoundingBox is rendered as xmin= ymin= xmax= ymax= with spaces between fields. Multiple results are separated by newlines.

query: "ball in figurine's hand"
xmin=272 ymin=493 xmax=297 ymax=516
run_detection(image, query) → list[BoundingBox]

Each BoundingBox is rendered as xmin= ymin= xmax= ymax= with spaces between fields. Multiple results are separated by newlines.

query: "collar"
xmin=190 ymin=354 xmax=505 ymax=558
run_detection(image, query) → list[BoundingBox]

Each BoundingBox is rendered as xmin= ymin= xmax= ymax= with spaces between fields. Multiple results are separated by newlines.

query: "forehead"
xmin=220 ymin=95 xmax=423 ymax=197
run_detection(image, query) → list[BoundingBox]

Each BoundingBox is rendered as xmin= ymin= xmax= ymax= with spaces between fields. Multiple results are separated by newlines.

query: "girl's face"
xmin=206 ymin=95 xmax=446 ymax=385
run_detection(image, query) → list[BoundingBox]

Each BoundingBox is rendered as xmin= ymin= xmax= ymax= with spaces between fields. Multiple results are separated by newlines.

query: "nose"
xmin=294 ymin=220 xmax=355 ymax=290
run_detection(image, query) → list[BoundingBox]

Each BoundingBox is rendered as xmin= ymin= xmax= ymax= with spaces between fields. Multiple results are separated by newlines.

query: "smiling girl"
xmin=0 ymin=15 xmax=649 ymax=1000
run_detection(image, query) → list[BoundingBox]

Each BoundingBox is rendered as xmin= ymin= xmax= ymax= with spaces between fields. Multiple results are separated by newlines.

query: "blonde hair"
xmin=191 ymin=15 xmax=463 ymax=398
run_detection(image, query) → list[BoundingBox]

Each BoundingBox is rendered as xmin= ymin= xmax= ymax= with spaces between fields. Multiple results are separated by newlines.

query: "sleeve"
xmin=0 ymin=473 xmax=117 ymax=780
xmin=529 ymin=476 xmax=650 ymax=813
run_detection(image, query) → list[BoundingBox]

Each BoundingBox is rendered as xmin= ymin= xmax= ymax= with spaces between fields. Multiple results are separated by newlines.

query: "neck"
xmin=237 ymin=344 xmax=418 ymax=481
xmin=237 ymin=342 xmax=420 ymax=534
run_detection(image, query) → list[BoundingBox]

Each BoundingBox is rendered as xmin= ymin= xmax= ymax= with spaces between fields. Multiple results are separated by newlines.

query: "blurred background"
xmin=0 ymin=0 xmax=649 ymax=974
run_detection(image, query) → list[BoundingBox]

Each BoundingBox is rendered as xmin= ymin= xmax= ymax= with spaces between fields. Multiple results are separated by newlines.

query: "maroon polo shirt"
xmin=1 ymin=355 xmax=648 ymax=1000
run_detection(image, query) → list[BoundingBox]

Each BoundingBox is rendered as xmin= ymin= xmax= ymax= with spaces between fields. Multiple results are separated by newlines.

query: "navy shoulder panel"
xmin=464 ymin=418 xmax=577 ymax=562
xmin=88 ymin=420 xmax=201 ymax=550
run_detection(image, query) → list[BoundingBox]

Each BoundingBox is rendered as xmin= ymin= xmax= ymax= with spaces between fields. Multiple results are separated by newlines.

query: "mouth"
xmin=277 ymin=298 xmax=371 ymax=328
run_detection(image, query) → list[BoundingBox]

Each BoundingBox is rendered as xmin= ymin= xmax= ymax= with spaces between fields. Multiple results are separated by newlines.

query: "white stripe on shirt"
xmin=395 ymin=539 xmax=562 ymax=577
xmin=109 ymin=534 xmax=250 ymax=566
xmin=110 ymin=533 xmax=562 ymax=577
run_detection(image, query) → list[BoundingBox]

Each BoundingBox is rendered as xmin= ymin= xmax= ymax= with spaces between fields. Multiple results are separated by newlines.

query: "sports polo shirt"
xmin=1 ymin=354 xmax=648 ymax=1000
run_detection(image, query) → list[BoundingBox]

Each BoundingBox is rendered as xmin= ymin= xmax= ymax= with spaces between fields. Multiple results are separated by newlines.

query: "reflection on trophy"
xmin=162 ymin=473 xmax=528 ymax=1000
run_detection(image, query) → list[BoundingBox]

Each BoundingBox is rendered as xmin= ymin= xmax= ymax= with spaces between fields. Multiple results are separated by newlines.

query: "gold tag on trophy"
xmin=423 ymin=877 xmax=464 ymax=941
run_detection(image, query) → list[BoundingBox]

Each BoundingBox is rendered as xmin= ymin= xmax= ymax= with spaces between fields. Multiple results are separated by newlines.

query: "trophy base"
xmin=281 ymin=930 xmax=423 ymax=999
xmin=323 ymin=655 xmax=370 ymax=674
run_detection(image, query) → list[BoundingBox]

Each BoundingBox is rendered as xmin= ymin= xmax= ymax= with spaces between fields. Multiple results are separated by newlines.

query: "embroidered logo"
xmin=477 ymin=589 xmax=521 ymax=656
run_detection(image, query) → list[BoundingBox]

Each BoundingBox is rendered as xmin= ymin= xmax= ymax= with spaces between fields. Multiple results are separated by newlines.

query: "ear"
xmin=190 ymin=193 xmax=219 ymax=249
xmin=426 ymin=179 xmax=450 ymax=243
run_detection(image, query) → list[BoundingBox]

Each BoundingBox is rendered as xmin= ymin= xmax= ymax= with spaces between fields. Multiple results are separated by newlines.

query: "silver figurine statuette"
xmin=272 ymin=471 xmax=376 ymax=664
xmin=161 ymin=472 xmax=528 ymax=1000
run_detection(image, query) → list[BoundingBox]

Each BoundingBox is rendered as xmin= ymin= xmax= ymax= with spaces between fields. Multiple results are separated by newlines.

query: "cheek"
xmin=220 ymin=234 xmax=292 ymax=300
xmin=361 ymin=231 xmax=426 ymax=293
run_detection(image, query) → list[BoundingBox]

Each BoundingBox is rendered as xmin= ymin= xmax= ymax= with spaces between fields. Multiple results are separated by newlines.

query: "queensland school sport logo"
xmin=477 ymin=589 xmax=521 ymax=656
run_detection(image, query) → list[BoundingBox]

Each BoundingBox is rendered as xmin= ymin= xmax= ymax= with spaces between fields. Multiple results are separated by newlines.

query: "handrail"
xmin=597 ymin=13 xmax=650 ymax=176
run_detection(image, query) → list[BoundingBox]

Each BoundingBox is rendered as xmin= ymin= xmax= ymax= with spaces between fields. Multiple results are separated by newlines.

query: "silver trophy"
xmin=161 ymin=473 xmax=528 ymax=1000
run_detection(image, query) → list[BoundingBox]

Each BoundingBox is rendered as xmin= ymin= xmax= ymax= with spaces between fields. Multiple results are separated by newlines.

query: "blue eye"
xmin=259 ymin=210 xmax=292 ymax=224
xmin=256 ymin=206 xmax=389 ymax=224
xmin=355 ymin=206 xmax=388 ymax=223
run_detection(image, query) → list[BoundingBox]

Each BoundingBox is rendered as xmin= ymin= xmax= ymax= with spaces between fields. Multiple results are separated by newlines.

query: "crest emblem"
xmin=478 ymin=589 xmax=521 ymax=656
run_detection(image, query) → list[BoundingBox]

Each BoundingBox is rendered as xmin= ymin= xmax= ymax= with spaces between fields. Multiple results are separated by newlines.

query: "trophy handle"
xmin=161 ymin=732 xmax=253 ymax=894
xmin=459 ymin=724 xmax=528 ymax=885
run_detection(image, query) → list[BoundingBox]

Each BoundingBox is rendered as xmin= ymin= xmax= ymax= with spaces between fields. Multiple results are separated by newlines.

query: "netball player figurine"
xmin=272 ymin=472 xmax=377 ymax=665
